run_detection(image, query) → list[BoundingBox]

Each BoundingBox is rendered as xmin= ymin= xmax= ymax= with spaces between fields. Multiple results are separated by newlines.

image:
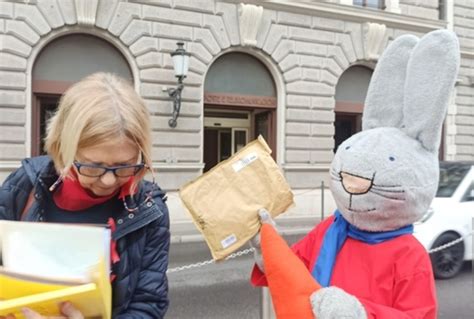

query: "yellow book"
xmin=0 ymin=221 xmax=111 ymax=318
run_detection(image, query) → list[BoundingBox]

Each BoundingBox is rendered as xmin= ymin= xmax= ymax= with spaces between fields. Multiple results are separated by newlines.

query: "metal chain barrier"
xmin=427 ymin=231 xmax=474 ymax=254
xmin=167 ymin=183 xmax=473 ymax=273
xmin=166 ymin=188 xmax=323 ymax=274
xmin=168 ymin=231 xmax=474 ymax=273
xmin=167 ymin=247 xmax=255 ymax=274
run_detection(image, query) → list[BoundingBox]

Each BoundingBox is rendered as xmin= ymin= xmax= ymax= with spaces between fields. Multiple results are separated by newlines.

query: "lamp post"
xmin=168 ymin=42 xmax=190 ymax=128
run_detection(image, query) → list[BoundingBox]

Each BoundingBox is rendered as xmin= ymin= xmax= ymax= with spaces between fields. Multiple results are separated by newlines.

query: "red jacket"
xmin=251 ymin=216 xmax=437 ymax=318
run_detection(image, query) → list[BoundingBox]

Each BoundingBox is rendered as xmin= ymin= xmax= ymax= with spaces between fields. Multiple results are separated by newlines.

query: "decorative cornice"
xmin=363 ymin=22 xmax=387 ymax=61
xmin=75 ymin=0 xmax=99 ymax=26
xmin=225 ymin=0 xmax=445 ymax=32
xmin=238 ymin=3 xmax=264 ymax=47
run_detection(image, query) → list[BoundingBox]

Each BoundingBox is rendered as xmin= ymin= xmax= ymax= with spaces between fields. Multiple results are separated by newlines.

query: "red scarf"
xmin=53 ymin=173 xmax=136 ymax=211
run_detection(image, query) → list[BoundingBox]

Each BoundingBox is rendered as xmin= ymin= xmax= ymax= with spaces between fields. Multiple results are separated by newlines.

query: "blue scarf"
xmin=312 ymin=210 xmax=414 ymax=287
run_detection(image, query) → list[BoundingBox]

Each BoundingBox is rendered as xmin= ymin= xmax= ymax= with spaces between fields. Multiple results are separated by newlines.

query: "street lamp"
xmin=168 ymin=42 xmax=190 ymax=128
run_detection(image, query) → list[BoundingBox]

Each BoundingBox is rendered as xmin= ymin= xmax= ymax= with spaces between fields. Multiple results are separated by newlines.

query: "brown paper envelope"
xmin=180 ymin=136 xmax=294 ymax=260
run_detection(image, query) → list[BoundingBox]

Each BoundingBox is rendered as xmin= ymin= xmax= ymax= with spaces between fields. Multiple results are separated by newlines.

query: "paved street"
xmin=167 ymin=243 xmax=260 ymax=319
xmin=166 ymin=239 xmax=474 ymax=319
xmin=436 ymin=261 xmax=473 ymax=318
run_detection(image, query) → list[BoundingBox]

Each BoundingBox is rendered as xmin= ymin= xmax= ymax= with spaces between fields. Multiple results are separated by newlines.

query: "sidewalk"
xmin=170 ymin=216 xmax=322 ymax=244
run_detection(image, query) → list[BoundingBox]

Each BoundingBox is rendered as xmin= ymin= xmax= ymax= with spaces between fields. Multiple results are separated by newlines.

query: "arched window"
xmin=203 ymin=53 xmax=277 ymax=172
xmin=32 ymin=34 xmax=132 ymax=156
xmin=334 ymin=65 xmax=373 ymax=152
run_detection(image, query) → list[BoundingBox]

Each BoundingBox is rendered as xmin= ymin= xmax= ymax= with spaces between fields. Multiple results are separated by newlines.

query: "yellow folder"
xmin=0 ymin=221 xmax=111 ymax=318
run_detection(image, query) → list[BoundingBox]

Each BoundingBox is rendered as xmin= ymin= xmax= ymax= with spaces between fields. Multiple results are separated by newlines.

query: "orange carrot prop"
xmin=260 ymin=223 xmax=321 ymax=319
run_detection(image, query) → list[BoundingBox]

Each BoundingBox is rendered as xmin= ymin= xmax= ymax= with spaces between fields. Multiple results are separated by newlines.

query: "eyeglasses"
xmin=73 ymin=161 xmax=146 ymax=178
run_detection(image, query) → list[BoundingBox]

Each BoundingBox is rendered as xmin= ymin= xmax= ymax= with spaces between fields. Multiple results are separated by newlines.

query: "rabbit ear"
xmin=362 ymin=34 xmax=419 ymax=131
xmin=402 ymin=30 xmax=460 ymax=152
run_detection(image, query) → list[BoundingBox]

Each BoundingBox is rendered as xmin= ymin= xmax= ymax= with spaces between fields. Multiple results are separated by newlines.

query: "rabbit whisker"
xmin=370 ymin=189 xmax=405 ymax=201
xmin=372 ymin=183 xmax=402 ymax=188
xmin=371 ymin=187 xmax=405 ymax=194
xmin=347 ymin=207 xmax=377 ymax=213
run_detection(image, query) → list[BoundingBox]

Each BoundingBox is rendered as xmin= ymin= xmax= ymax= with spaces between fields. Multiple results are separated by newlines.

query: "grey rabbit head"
xmin=330 ymin=30 xmax=460 ymax=232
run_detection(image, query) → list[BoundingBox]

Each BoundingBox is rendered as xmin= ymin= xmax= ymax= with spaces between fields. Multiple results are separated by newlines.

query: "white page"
xmin=0 ymin=221 xmax=110 ymax=282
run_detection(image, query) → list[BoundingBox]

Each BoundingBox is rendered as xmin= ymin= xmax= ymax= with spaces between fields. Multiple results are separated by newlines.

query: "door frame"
xmin=31 ymin=80 xmax=72 ymax=156
xmin=204 ymin=103 xmax=277 ymax=155
xmin=31 ymin=94 xmax=61 ymax=156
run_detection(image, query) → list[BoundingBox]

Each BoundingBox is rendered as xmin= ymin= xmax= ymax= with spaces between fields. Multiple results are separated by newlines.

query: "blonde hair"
xmin=45 ymin=72 xmax=152 ymax=185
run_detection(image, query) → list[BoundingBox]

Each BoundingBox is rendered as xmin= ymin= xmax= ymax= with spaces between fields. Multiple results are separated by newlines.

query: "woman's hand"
xmin=0 ymin=302 xmax=84 ymax=319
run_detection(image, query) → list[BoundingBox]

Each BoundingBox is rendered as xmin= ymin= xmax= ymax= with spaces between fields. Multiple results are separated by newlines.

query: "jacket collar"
xmin=22 ymin=156 xmax=167 ymax=240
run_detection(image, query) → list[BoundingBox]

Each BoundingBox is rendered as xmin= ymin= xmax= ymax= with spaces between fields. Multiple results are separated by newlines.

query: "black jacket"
xmin=0 ymin=156 xmax=170 ymax=318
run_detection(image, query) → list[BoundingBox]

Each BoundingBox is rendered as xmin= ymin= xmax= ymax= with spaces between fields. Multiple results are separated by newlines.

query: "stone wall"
xmin=0 ymin=0 xmax=471 ymax=221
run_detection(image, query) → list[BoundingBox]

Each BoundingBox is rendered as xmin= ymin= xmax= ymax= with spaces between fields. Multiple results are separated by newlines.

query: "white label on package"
xmin=221 ymin=234 xmax=237 ymax=249
xmin=232 ymin=152 xmax=258 ymax=172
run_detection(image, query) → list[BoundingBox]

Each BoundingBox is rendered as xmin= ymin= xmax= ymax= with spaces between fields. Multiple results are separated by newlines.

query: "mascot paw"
xmin=249 ymin=233 xmax=264 ymax=272
xmin=249 ymin=208 xmax=278 ymax=272
xmin=310 ymin=287 xmax=367 ymax=319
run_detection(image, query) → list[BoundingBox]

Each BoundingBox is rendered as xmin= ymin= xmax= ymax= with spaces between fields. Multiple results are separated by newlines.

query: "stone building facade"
xmin=0 ymin=0 xmax=472 ymax=223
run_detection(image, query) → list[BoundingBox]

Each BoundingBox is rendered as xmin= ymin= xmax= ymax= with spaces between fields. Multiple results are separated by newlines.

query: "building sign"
xmin=204 ymin=93 xmax=277 ymax=108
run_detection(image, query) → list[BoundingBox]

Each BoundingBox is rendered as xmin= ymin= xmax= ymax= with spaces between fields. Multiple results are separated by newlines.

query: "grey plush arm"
xmin=310 ymin=287 xmax=367 ymax=319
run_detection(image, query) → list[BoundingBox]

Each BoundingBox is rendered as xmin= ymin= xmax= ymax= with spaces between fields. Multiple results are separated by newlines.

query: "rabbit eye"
xmin=345 ymin=146 xmax=351 ymax=150
xmin=389 ymin=156 xmax=395 ymax=161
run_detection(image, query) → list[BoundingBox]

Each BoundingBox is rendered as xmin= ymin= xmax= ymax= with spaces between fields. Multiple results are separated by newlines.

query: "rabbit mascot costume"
xmin=251 ymin=29 xmax=460 ymax=319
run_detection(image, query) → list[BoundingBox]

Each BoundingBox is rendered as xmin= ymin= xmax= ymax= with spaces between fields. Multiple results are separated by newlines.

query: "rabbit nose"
xmin=340 ymin=172 xmax=372 ymax=194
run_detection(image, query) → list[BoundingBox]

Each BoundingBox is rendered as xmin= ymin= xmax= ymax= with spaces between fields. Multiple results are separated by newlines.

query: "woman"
xmin=0 ymin=73 xmax=170 ymax=318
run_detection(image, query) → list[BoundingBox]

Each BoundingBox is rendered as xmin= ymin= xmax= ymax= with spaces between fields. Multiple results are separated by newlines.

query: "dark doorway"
xmin=203 ymin=127 xmax=236 ymax=173
xmin=334 ymin=113 xmax=361 ymax=153
xmin=32 ymin=95 xmax=60 ymax=156
xmin=202 ymin=107 xmax=276 ymax=172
